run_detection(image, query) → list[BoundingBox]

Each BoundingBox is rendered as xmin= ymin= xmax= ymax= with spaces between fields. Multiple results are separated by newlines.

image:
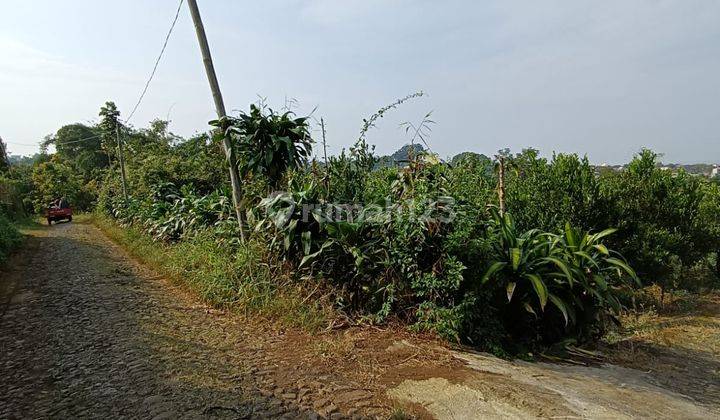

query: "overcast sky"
xmin=1 ymin=0 xmax=719 ymax=163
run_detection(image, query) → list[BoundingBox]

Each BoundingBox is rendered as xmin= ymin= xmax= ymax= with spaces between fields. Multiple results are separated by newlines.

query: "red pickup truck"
xmin=46 ymin=200 xmax=73 ymax=225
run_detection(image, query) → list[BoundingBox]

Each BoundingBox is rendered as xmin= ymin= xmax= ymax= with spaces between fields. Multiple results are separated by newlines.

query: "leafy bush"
xmin=212 ymin=104 xmax=313 ymax=190
xmin=480 ymin=209 xmax=638 ymax=345
xmin=327 ymin=141 xmax=378 ymax=202
xmin=505 ymin=150 xmax=603 ymax=232
xmin=600 ymin=150 xmax=710 ymax=297
xmin=107 ymin=183 xmax=239 ymax=243
xmin=0 ymin=211 xmax=22 ymax=264
xmin=0 ymin=174 xmax=27 ymax=219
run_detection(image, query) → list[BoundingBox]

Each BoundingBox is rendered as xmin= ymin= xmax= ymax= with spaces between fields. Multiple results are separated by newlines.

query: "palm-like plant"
xmin=482 ymin=208 xmax=638 ymax=338
xmin=481 ymin=208 xmax=555 ymax=316
xmin=211 ymin=105 xmax=313 ymax=189
xmin=548 ymin=223 xmax=639 ymax=324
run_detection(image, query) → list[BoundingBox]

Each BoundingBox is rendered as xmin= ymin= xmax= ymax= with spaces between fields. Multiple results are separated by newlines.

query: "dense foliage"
xmin=0 ymin=211 xmax=21 ymax=264
xmin=0 ymin=137 xmax=24 ymax=263
xmin=4 ymin=99 xmax=720 ymax=354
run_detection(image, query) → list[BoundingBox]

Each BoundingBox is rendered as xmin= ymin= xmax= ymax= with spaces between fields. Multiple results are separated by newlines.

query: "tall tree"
xmin=40 ymin=124 xmax=107 ymax=181
xmin=99 ymin=102 xmax=122 ymax=159
xmin=99 ymin=101 xmax=128 ymax=198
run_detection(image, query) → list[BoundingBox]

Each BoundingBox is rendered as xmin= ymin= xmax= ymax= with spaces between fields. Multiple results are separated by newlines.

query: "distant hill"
xmin=377 ymin=146 xmax=496 ymax=172
xmin=376 ymin=144 xmax=425 ymax=168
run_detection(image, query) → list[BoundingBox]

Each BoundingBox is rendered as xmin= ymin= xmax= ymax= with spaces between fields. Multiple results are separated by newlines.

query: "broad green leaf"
xmin=299 ymin=252 xmax=318 ymax=267
xmin=564 ymin=222 xmax=578 ymax=248
xmin=606 ymin=257 xmax=639 ymax=284
xmin=524 ymin=273 xmax=547 ymax=309
xmin=481 ymin=261 xmax=507 ymax=284
xmin=548 ymin=293 xmax=570 ymax=326
xmin=543 ymin=257 xmax=574 ymax=285
xmin=511 ymin=248 xmax=521 ymax=270
xmin=574 ymin=251 xmax=599 ymax=267
xmin=592 ymin=228 xmax=617 ymax=242
xmin=301 ymin=231 xmax=311 ymax=255
xmin=593 ymin=244 xmax=609 ymax=255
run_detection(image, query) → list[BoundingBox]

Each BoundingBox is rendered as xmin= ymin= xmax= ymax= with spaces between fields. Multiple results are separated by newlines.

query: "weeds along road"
xmin=0 ymin=221 xmax=317 ymax=419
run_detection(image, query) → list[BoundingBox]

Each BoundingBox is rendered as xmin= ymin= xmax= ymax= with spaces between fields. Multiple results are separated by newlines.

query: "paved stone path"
xmin=0 ymin=222 xmax=316 ymax=419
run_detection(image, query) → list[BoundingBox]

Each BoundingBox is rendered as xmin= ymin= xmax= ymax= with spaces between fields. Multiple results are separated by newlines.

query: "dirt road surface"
xmin=1 ymin=221 xmax=718 ymax=419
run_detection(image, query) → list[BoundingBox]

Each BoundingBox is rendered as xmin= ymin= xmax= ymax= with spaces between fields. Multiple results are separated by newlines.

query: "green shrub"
xmin=505 ymin=149 xmax=603 ymax=232
xmin=480 ymin=209 xmax=637 ymax=346
xmin=31 ymin=155 xmax=96 ymax=211
xmin=0 ymin=211 xmax=22 ymax=264
xmin=600 ymin=149 xmax=711 ymax=295
xmin=211 ymin=104 xmax=313 ymax=190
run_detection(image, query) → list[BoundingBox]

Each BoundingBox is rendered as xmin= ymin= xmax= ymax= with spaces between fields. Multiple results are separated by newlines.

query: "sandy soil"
xmin=1 ymin=221 xmax=717 ymax=419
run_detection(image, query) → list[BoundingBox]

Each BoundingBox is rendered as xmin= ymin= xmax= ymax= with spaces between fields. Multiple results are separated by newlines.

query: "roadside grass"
xmin=15 ymin=216 xmax=47 ymax=231
xmin=88 ymin=213 xmax=329 ymax=331
xmin=607 ymin=289 xmax=720 ymax=355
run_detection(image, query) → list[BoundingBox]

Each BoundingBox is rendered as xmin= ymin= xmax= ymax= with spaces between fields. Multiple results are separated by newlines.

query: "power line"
xmin=54 ymin=134 xmax=104 ymax=145
xmin=125 ymin=0 xmax=184 ymax=124
xmin=4 ymin=141 xmax=39 ymax=147
xmin=5 ymin=133 xmax=104 ymax=148
xmin=8 ymin=1 xmax=184 ymax=152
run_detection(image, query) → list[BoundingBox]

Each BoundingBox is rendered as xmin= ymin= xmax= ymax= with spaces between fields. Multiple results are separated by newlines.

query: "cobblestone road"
xmin=0 ymin=222 xmax=315 ymax=419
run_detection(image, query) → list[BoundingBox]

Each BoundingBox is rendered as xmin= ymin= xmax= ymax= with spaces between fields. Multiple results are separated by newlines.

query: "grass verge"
xmin=90 ymin=213 xmax=329 ymax=331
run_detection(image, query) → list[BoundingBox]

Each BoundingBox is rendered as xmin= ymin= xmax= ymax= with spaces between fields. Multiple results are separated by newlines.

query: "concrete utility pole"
xmin=186 ymin=0 xmax=246 ymax=242
xmin=116 ymin=126 xmax=128 ymax=200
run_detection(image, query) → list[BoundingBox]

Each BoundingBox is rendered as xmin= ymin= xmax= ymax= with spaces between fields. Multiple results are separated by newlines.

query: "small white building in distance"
xmin=712 ymin=165 xmax=719 ymax=178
